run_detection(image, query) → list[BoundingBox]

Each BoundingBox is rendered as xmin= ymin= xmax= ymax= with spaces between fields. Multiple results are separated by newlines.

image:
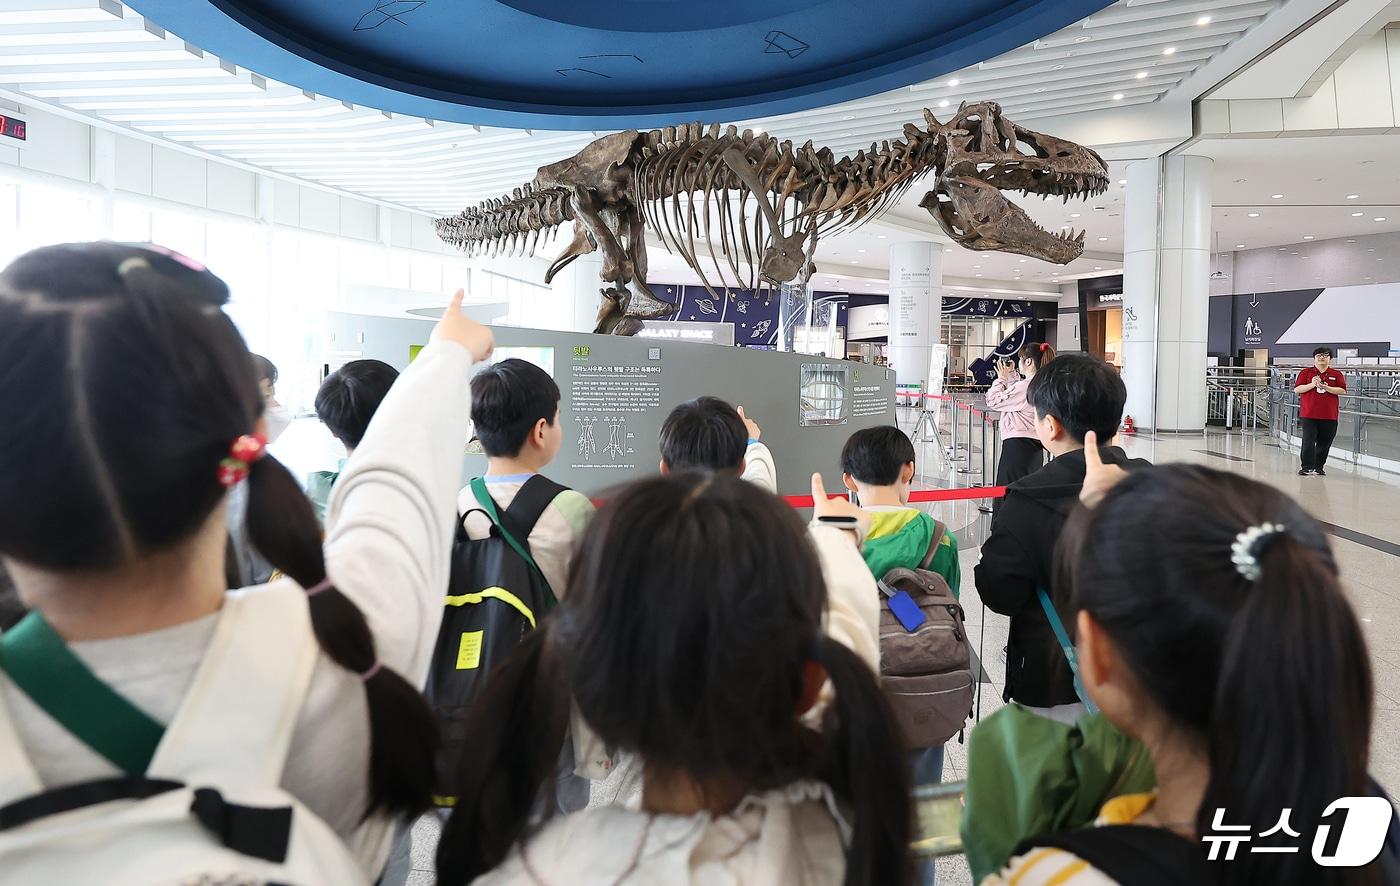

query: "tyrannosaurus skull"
xmin=920 ymin=102 xmax=1108 ymax=264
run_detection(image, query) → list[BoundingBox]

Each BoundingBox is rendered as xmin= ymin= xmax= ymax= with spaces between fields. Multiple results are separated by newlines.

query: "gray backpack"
xmin=877 ymin=524 xmax=975 ymax=749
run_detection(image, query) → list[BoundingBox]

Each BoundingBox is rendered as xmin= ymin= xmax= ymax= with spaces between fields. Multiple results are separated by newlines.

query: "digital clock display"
xmin=0 ymin=116 xmax=27 ymax=141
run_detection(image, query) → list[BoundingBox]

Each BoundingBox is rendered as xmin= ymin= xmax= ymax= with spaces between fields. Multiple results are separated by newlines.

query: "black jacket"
xmin=975 ymin=446 xmax=1150 ymax=707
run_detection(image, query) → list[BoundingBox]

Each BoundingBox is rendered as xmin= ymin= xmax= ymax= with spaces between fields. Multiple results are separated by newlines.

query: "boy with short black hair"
xmin=841 ymin=424 xmax=961 ymax=886
xmin=657 ymin=395 xmax=776 ymax=491
xmin=461 ymin=359 xmax=594 ymax=598
xmin=307 ymin=359 xmax=400 ymax=521
xmin=841 ymin=425 xmax=960 ymax=592
xmin=976 ymin=354 xmax=1149 ymax=723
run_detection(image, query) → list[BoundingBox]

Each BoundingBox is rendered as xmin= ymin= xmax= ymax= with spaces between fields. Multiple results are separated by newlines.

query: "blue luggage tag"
xmin=879 ymin=580 xmax=927 ymax=632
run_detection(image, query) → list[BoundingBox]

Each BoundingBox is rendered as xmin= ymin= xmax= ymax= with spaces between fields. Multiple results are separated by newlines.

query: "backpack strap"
xmin=918 ymin=519 xmax=948 ymax=571
xmin=1012 ymin=825 xmax=1203 ymax=886
xmin=0 ymin=582 xmax=317 ymax=806
xmin=0 ymin=613 xmax=166 ymax=777
xmin=145 ymin=582 xmax=319 ymax=788
xmin=469 ymin=475 xmax=567 ymax=606
xmin=1037 ymin=587 xmax=1098 ymax=714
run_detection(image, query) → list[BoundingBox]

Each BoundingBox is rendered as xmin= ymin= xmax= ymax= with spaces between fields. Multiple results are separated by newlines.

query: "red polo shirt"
xmin=1298 ymin=366 xmax=1346 ymax=421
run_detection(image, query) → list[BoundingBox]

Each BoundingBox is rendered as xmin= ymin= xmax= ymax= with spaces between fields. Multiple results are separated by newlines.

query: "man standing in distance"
xmin=1295 ymin=346 xmax=1347 ymax=476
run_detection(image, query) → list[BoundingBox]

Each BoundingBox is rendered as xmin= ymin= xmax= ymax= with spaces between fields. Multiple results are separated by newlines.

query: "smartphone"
xmin=911 ymin=781 xmax=965 ymax=857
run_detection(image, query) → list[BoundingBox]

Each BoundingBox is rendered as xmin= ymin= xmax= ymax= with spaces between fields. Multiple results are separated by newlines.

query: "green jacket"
xmin=860 ymin=508 xmax=960 ymax=597
xmin=961 ymin=704 xmax=1157 ymax=881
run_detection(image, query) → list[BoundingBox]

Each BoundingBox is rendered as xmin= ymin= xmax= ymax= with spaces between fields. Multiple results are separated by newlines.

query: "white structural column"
xmin=1121 ymin=155 xmax=1213 ymax=432
xmin=888 ymin=242 xmax=945 ymax=391
xmin=566 ymin=253 xmax=607 ymax=332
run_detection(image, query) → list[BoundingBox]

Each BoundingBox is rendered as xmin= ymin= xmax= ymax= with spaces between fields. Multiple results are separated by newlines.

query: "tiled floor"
xmin=406 ymin=423 xmax=1400 ymax=885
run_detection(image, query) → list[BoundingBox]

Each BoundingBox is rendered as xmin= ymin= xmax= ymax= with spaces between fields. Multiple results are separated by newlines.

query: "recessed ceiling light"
xmin=1347 ymin=239 xmax=1356 ymax=243
xmin=1074 ymin=36 xmax=1091 ymax=43
xmin=938 ymin=99 xmax=950 ymax=108
xmin=1098 ymin=236 xmax=1109 ymax=241
xmin=948 ymin=78 xmax=960 ymax=87
xmin=975 ymin=273 xmax=983 ymax=277
xmin=1019 ymin=258 xmax=1027 ymax=262
xmin=1304 ymin=236 xmax=1314 ymax=240
xmin=1271 ymin=194 xmax=1283 ymax=199
xmin=1051 ymin=64 xmax=1064 ymax=70
xmin=843 ymin=132 xmax=852 ymax=137
xmin=849 ymin=260 xmax=858 ymax=264
xmin=1113 ymin=93 xmax=1124 ymax=100
xmin=1279 ymin=247 xmax=1287 ymax=251
xmin=1118 ymin=179 xmax=1126 ymax=185
xmin=1136 ymin=71 xmax=1148 ymax=79
xmin=1070 ymin=212 xmax=1081 ymax=218
xmin=1352 ymin=212 xmax=1364 ymax=217
xmin=945 ymin=248 xmax=953 ymax=253
xmin=1163 ymin=46 xmax=1176 ymax=55
xmin=877 ymin=235 xmax=887 ymax=239
xmin=1094 ymin=266 xmax=1103 ymax=270
xmin=1235 ymin=244 xmax=1245 ymax=249
xmin=1376 ymin=217 xmax=1388 ymax=222
xmin=973 ymin=264 xmax=981 ymax=268
xmin=1197 ymin=15 xmax=1211 ymax=24
xmin=858 ymin=249 xmax=866 ymax=253
xmin=1248 ymin=212 xmax=1260 ymax=217
xmin=1347 ymin=194 xmax=1360 ymax=199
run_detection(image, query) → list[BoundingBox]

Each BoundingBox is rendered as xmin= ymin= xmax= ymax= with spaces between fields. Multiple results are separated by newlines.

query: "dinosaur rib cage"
xmin=435 ymin=123 xmax=943 ymax=293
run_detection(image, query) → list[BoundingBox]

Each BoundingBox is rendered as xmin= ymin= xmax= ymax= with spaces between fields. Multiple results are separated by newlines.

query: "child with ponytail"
xmin=0 ymin=242 xmax=493 ymax=877
xmin=436 ymin=472 xmax=913 ymax=886
xmin=984 ymin=444 xmax=1388 ymax=885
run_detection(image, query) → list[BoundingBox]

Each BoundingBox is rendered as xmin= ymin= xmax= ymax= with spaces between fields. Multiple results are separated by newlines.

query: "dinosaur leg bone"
xmin=570 ymin=185 xmax=630 ymax=284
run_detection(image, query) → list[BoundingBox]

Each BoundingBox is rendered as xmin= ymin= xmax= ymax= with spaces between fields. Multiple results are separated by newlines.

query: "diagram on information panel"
xmin=577 ymin=423 xmax=597 ymax=459
xmin=604 ymin=422 xmax=626 ymax=460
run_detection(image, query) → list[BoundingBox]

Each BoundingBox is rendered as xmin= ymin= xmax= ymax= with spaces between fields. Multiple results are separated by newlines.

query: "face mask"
xmin=265 ymin=403 xmax=293 ymax=443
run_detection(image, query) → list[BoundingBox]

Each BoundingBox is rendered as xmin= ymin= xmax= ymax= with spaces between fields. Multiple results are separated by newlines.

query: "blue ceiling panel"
xmin=128 ymin=0 xmax=1114 ymax=129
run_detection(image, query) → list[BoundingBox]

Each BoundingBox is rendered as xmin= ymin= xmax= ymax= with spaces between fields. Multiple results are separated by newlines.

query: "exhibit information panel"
xmin=328 ymin=313 xmax=897 ymax=496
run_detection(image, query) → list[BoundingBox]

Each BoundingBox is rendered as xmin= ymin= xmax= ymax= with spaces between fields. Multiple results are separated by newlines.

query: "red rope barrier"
xmin=781 ymin=486 xmax=1006 ymax=508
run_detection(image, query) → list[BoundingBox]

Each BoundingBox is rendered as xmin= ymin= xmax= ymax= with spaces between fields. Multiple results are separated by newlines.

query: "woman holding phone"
xmin=985 ymin=343 xmax=1056 ymax=502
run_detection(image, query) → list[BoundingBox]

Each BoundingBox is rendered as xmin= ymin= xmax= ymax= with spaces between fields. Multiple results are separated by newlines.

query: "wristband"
xmin=747 ymin=438 xmax=759 ymax=446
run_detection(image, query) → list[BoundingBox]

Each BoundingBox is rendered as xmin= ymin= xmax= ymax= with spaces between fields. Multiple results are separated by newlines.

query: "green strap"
xmin=1036 ymin=588 xmax=1098 ymax=715
xmin=0 ymin=612 xmax=165 ymax=776
xmin=469 ymin=477 xmax=548 ymax=588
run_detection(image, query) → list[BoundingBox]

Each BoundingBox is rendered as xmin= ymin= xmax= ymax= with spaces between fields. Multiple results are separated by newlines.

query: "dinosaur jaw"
xmin=922 ymin=173 xmax=1096 ymax=265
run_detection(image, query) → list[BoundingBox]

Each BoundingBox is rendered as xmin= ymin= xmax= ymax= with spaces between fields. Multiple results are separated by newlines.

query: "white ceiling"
xmin=0 ymin=0 xmax=1280 ymax=215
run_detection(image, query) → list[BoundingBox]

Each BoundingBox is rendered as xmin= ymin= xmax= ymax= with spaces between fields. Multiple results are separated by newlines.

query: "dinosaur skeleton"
xmin=436 ymin=102 xmax=1108 ymax=335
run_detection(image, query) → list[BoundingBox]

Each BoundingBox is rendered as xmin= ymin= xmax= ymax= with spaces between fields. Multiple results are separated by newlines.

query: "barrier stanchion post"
xmin=948 ymin=399 xmax=960 ymax=473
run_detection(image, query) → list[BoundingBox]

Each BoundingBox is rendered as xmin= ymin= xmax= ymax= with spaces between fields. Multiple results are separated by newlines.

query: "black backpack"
xmin=425 ymin=475 xmax=565 ymax=807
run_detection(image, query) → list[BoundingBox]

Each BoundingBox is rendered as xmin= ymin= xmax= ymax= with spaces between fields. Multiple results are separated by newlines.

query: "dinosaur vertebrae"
xmin=436 ymin=119 xmax=943 ymax=289
xmin=434 ymin=184 xmax=575 ymax=258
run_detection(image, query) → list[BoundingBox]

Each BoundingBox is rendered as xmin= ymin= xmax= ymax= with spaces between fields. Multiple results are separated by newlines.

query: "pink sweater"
xmin=985 ymin=377 xmax=1038 ymax=440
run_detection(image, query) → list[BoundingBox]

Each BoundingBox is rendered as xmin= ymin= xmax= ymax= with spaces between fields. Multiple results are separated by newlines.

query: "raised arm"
xmin=322 ymin=292 xmax=493 ymax=684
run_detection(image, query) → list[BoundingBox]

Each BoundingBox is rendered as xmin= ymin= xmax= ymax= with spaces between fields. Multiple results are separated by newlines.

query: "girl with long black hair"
xmin=0 ymin=242 xmax=493 ymax=876
xmin=986 ymin=443 xmax=1385 ymax=885
xmin=436 ymin=471 xmax=913 ymax=886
